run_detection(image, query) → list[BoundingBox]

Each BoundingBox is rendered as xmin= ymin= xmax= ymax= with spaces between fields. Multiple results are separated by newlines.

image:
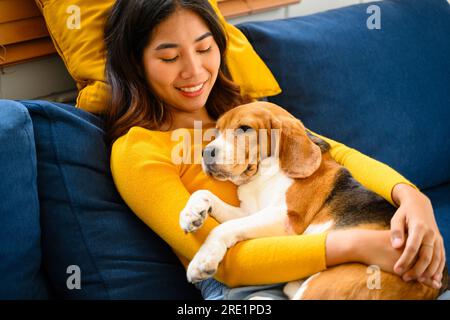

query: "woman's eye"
xmin=161 ymin=56 xmax=178 ymax=63
xmin=198 ymin=46 xmax=211 ymax=53
xmin=238 ymin=125 xmax=253 ymax=133
xmin=160 ymin=46 xmax=211 ymax=62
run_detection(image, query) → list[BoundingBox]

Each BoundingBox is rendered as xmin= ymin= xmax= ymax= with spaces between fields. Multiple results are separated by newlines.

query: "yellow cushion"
xmin=35 ymin=0 xmax=281 ymax=114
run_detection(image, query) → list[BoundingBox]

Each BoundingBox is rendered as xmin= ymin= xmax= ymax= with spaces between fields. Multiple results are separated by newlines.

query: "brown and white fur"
xmin=179 ymin=101 xmax=447 ymax=300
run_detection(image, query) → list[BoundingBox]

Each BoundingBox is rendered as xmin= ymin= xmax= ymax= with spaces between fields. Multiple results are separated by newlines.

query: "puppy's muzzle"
xmin=202 ymin=146 xmax=228 ymax=179
xmin=202 ymin=146 xmax=218 ymax=172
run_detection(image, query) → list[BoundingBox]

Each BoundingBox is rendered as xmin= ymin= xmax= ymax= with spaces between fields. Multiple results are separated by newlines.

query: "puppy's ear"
xmin=278 ymin=119 xmax=322 ymax=178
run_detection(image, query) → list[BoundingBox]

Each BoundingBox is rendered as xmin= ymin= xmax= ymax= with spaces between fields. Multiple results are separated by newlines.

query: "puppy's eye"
xmin=238 ymin=125 xmax=253 ymax=133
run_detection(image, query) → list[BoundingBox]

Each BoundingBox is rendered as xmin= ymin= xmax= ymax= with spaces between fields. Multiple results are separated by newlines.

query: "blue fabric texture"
xmin=0 ymin=100 xmax=50 ymax=299
xmin=239 ymin=0 xmax=450 ymax=190
xmin=19 ymin=100 xmax=201 ymax=300
xmin=195 ymin=278 xmax=226 ymax=300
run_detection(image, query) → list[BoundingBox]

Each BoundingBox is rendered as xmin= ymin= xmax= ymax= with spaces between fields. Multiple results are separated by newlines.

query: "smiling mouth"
xmin=176 ymin=81 xmax=206 ymax=93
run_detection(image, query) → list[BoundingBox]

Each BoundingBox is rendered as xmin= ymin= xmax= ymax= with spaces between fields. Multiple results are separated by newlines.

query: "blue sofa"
xmin=0 ymin=0 xmax=448 ymax=299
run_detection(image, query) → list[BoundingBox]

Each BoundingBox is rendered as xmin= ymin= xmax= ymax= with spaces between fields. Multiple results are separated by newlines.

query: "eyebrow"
xmin=154 ymin=32 xmax=213 ymax=51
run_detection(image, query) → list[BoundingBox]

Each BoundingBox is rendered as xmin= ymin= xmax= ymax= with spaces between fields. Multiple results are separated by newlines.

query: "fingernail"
xmin=392 ymin=238 xmax=402 ymax=247
xmin=404 ymin=276 xmax=412 ymax=282
xmin=433 ymin=274 xmax=443 ymax=282
xmin=433 ymin=281 xmax=442 ymax=289
xmin=418 ymin=277 xmax=425 ymax=283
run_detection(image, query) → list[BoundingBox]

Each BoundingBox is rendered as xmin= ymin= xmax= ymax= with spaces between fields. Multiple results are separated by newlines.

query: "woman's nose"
xmin=180 ymin=53 xmax=202 ymax=79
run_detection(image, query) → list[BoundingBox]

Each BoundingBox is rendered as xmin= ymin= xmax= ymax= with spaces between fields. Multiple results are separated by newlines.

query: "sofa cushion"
xmin=239 ymin=0 xmax=450 ymax=190
xmin=0 ymin=100 xmax=50 ymax=299
xmin=20 ymin=100 xmax=201 ymax=299
xmin=424 ymin=184 xmax=450 ymax=264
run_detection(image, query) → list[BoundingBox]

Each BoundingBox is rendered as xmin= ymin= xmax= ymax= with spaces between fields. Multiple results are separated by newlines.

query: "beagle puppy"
xmin=179 ymin=101 xmax=447 ymax=299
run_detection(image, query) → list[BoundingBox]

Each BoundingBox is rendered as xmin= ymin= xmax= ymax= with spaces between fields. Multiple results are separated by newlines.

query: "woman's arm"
xmin=312 ymin=131 xmax=444 ymax=289
xmin=327 ymin=229 xmax=402 ymax=273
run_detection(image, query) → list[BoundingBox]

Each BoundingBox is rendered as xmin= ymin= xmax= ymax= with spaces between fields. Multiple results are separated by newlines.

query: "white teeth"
xmin=179 ymin=83 xmax=204 ymax=93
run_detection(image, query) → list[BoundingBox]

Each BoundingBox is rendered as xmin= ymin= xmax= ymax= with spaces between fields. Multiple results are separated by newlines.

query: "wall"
xmin=228 ymin=0 xmax=380 ymax=24
xmin=0 ymin=0 xmax=381 ymax=102
xmin=0 ymin=55 xmax=76 ymax=101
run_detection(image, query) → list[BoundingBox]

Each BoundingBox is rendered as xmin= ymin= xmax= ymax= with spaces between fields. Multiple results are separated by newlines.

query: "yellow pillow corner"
xmin=38 ymin=0 xmax=281 ymax=113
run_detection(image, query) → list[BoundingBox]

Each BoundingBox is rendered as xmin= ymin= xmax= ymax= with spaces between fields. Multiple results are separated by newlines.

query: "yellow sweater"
xmin=110 ymin=126 xmax=413 ymax=287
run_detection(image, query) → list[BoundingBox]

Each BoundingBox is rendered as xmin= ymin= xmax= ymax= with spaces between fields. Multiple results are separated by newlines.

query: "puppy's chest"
xmin=237 ymin=173 xmax=294 ymax=214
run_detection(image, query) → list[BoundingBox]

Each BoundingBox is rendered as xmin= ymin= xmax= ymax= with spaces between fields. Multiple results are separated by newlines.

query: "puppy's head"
xmin=202 ymin=101 xmax=322 ymax=185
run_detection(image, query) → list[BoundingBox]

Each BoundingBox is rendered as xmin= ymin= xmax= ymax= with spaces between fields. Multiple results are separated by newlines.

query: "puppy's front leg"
xmin=187 ymin=206 xmax=290 ymax=283
xmin=180 ymin=190 xmax=249 ymax=233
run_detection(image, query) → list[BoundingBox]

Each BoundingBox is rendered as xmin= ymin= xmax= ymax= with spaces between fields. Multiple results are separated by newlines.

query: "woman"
xmin=104 ymin=0 xmax=445 ymax=299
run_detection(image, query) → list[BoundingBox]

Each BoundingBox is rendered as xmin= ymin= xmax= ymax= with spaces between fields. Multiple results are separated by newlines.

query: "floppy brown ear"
xmin=278 ymin=119 xmax=322 ymax=178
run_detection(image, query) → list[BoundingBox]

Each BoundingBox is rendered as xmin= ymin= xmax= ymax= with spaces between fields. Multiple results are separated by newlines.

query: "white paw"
xmin=283 ymin=280 xmax=303 ymax=300
xmin=186 ymin=241 xmax=226 ymax=283
xmin=179 ymin=190 xmax=212 ymax=233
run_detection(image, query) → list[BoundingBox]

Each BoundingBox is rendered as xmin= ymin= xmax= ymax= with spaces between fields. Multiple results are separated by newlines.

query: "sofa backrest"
xmin=239 ymin=0 xmax=450 ymax=190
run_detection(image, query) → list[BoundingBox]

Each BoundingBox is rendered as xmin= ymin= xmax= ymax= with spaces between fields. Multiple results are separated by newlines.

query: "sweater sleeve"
xmin=110 ymin=128 xmax=327 ymax=288
xmin=309 ymin=130 xmax=417 ymax=206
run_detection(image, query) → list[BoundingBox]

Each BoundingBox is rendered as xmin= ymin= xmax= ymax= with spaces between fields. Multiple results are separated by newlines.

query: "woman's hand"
xmin=327 ymin=229 xmax=402 ymax=274
xmin=354 ymin=229 xmax=403 ymax=275
xmin=391 ymin=183 xmax=445 ymax=289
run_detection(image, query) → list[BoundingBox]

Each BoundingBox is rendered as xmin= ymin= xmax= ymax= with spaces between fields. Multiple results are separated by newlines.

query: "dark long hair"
xmin=103 ymin=0 xmax=249 ymax=147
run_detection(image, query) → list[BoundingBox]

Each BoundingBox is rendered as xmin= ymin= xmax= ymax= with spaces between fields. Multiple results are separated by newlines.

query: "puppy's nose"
xmin=202 ymin=147 xmax=216 ymax=164
xmin=202 ymin=147 xmax=216 ymax=158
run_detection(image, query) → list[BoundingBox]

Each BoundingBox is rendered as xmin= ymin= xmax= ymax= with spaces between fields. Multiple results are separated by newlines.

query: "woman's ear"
xmin=278 ymin=118 xmax=322 ymax=178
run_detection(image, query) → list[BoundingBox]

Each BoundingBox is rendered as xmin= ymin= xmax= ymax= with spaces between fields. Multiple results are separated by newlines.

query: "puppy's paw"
xmin=179 ymin=190 xmax=213 ymax=233
xmin=186 ymin=242 xmax=226 ymax=283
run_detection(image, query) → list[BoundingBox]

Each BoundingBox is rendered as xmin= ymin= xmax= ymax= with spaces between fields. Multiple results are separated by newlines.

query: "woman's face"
xmin=143 ymin=9 xmax=221 ymax=116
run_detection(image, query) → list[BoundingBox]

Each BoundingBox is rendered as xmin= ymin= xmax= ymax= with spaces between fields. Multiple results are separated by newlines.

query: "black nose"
xmin=202 ymin=147 xmax=216 ymax=158
xmin=202 ymin=147 xmax=216 ymax=164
